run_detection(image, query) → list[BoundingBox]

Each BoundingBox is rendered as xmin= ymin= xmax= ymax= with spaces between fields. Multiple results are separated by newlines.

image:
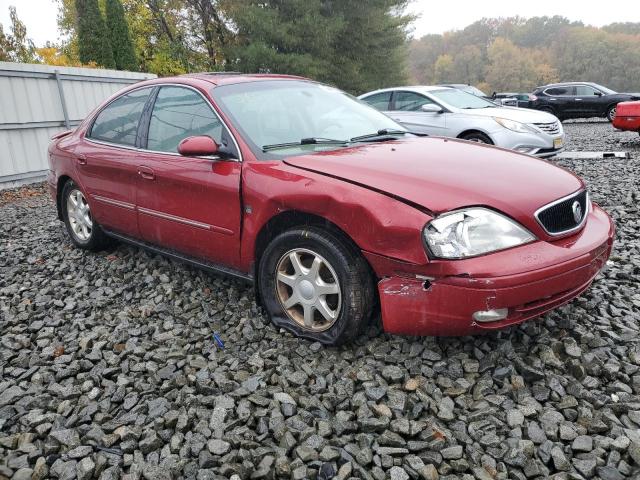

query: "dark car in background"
xmin=438 ymin=84 xmax=518 ymax=106
xmin=530 ymin=82 xmax=640 ymax=122
xmin=494 ymin=92 xmax=533 ymax=109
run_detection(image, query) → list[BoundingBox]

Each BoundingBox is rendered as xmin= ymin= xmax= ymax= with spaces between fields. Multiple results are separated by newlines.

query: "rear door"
xmin=387 ymin=91 xmax=448 ymax=135
xmin=77 ymin=87 xmax=154 ymax=237
xmin=543 ymin=86 xmax=575 ymax=117
xmin=135 ymin=85 xmax=243 ymax=268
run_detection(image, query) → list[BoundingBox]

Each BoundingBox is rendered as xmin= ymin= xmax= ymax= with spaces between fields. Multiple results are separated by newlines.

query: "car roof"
xmin=129 ymin=73 xmax=310 ymax=90
xmin=537 ymin=81 xmax=599 ymax=89
xmin=181 ymin=72 xmax=309 ymax=86
xmin=360 ymin=85 xmax=452 ymax=97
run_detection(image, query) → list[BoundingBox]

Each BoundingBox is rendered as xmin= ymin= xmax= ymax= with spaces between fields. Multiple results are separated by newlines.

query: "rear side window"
xmin=147 ymin=86 xmax=223 ymax=153
xmin=89 ymin=88 xmax=151 ymax=146
xmin=545 ymin=87 xmax=574 ymax=96
xmin=361 ymin=91 xmax=392 ymax=111
xmin=393 ymin=91 xmax=436 ymax=111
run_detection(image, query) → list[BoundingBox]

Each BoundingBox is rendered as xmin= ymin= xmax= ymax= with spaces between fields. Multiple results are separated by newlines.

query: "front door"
xmin=387 ymin=91 xmax=448 ymax=135
xmin=574 ymin=85 xmax=605 ymax=117
xmin=135 ymin=85 xmax=243 ymax=268
xmin=77 ymin=87 xmax=154 ymax=237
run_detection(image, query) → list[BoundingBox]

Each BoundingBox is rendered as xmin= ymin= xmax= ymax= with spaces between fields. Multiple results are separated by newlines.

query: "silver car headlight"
xmin=493 ymin=117 xmax=537 ymax=134
xmin=423 ymin=208 xmax=535 ymax=259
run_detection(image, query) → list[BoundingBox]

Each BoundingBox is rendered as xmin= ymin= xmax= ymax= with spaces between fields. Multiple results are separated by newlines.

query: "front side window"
xmin=89 ymin=88 xmax=151 ymax=146
xmin=393 ymin=92 xmax=436 ymax=111
xmin=362 ymin=91 xmax=392 ymax=111
xmin=429 ymin=89 xmax=496 ymax=109
xmin=576 ymin=85 xmax=600 ymax=96
xmin=147 ymin=86 xmax=223 ymax=153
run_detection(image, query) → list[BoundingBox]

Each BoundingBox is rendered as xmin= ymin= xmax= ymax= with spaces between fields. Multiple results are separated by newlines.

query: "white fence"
xmin=0 ymin=62 xmax=156 ymax=188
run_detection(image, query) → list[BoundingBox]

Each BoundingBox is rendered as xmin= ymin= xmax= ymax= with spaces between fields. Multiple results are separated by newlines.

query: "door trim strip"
xmin=138 ymin=206 xmax=234 ymax=235
xmin=93 ymin=195 xmax=136 ymax=211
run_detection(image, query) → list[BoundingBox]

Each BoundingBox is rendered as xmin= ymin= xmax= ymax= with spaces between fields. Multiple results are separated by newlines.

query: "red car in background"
xmin=48 ymin=74 xmax=615 ymax=345
xmin=613 ymin=101 xmax=640 ymax=135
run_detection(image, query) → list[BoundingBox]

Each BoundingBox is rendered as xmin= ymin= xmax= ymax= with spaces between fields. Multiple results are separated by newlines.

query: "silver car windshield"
xmin=430 ymin=89 xmax=497 ymax=109
xmin=211 ymin=80 xmax=405 ymax=157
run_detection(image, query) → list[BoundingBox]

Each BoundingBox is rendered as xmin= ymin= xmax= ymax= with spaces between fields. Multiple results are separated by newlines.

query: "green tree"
xmin=0 ymin=6 xmax=38 ymax=63
xmin=75 ymin=0 xmax=115 ymax=68
xmin=105 ymin=0 xmax=137 ymax=70
xmin=326 ymin=0 xmax=413 ymax=94
xmin=227 ymin=0 xmax=412 ymax=94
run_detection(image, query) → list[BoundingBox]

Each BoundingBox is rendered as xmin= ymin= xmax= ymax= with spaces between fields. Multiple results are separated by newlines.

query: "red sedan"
xmin=47 ymin=74 xmax=615 ymax=344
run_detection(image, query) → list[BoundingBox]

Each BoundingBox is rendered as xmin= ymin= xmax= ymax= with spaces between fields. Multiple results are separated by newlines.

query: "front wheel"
xmin=62 ymin=180 xmax=110 ymax=251
xmin=607 ymin=105 xmax=617 ymax=122
xmin=258 ymin=227 xmax=375 ymax=345
xmin=460 ymin=132 xmax=493 ymax=144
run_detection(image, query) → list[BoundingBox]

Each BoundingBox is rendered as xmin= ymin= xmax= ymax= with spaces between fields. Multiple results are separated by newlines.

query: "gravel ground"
xmin=1 ymin=122 xmax=639 ymax=480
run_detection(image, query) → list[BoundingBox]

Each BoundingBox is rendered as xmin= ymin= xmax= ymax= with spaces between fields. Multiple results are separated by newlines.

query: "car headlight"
xmin=423 ymin=208 xmax=535 ymax=259
xmin=493 ymin=117 xmax=536 ymax=134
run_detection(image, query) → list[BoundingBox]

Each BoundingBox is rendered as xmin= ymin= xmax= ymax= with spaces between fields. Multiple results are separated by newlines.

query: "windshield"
xmin=593 ymin=83 xmax=617 ymax=95
xmin=430 ymin=89 xmax=497 ymax=109
xmin=211 ymin=80 xmax=405 ymax=157
xmin=461 ymin=85 xmax=487 ymax=97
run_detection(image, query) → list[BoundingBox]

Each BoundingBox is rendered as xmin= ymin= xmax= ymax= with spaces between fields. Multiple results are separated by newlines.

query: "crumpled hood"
xmin=456 ymin=106 xmax=559 ymax=123
xmin=283 ymin=137 xmax=583 ymax=233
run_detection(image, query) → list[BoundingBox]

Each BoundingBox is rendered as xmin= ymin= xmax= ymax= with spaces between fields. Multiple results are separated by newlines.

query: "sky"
xmin=0 ymin=0 xmax=638 ymax=47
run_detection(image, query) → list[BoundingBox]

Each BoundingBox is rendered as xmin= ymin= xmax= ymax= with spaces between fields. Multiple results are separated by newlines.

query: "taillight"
xmin=529 ymin=94 xmax=538 ymax=101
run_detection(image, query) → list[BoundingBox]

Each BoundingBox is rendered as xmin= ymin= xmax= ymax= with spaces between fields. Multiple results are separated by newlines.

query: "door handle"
xmin=575 ymin=98 xmax=583 ymax=101
xmin=76 ymin=154 xmax=87 ymax=165
xmin=138 ymin=166 xmax=155 ymax=181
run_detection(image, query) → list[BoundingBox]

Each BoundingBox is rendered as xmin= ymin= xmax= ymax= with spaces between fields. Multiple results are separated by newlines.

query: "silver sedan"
xmin=359 ymin=86 xmax=565 ymax=157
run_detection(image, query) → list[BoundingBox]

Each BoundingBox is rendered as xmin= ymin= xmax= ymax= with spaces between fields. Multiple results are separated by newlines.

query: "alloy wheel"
xmin=275 ymin=248 xmax=342 ymax=331
xmin=66 ymin=189 xmax=93 ymax=242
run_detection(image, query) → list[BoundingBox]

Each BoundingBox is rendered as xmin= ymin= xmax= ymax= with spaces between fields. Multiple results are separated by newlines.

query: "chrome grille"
xmin=535 ymin=191 xmax=588 ymax=235
xmin=533 ymin=121 xmax=561 ymax=135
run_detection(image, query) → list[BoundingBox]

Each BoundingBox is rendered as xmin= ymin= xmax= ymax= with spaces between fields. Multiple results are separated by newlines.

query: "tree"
xmin=75 ymin=0 xmax=116 ymax=68
xmin=0 ymin=6 xmax=38 ymax=63
xmin=330 ymin=0 xmax=413 ymax=94
xmin=432 ymin=54 xmax=454 ymax=83
xmin=227 ymin=0 xmax=412 ymax=94
xmin=105 ymin=0 xmax=137 ymax=70
xmin=485 ymin=38 xmax=536 ymax=91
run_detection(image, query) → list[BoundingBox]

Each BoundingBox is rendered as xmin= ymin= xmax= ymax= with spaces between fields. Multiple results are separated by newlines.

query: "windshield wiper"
xmin=350 ymin=129 xmax=414 ymax=142
xmin=262 ymin=137 xmax=348 ymax=152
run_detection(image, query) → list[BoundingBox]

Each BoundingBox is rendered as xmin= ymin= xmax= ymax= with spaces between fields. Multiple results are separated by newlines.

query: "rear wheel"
xmin=258 ymin=227 xmax=374 ymax=345
xmin=62 ymin=180 xmax=109 ymax=251
xmin=460 ymin=132 xmax=493 ymax=144
xmin=607 ymin=104 xmax=617 ymax=122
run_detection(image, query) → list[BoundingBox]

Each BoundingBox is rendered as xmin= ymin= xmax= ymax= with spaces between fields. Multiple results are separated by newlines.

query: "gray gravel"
xmin=1 ymin=122 xmax=639 ymax=479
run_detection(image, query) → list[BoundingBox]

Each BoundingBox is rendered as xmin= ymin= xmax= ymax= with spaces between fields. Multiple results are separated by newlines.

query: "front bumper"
xmin=377 ymin=205 xmax=615 ymax=336
xmin=490 ymin=128 xmax=565 ymax=158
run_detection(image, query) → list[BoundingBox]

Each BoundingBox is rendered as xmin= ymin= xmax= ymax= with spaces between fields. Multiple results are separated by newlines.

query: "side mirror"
xmin=421 ymin=104 xmax=443 ymax=113
xmin=178 ymin=135 xmax=219 ymax=156
xmin=594 ymin=91 xmax=603 ymax=96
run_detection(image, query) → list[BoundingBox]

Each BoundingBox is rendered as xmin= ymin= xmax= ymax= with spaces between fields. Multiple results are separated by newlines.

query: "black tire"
xmin=258 ymin=226 xmax=375 ymax=345
xmin=61 ymin=180 xmax=110 ymax=251
xmin=607 ymin=104 xmax=617 ymax=122
xmin=460 ymin=132 xmax=493 ymax=144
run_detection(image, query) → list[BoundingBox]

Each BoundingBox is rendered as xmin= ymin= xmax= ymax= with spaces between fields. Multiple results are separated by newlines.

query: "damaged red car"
xmin=48 ymin=74 xmax=615 ymax=344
